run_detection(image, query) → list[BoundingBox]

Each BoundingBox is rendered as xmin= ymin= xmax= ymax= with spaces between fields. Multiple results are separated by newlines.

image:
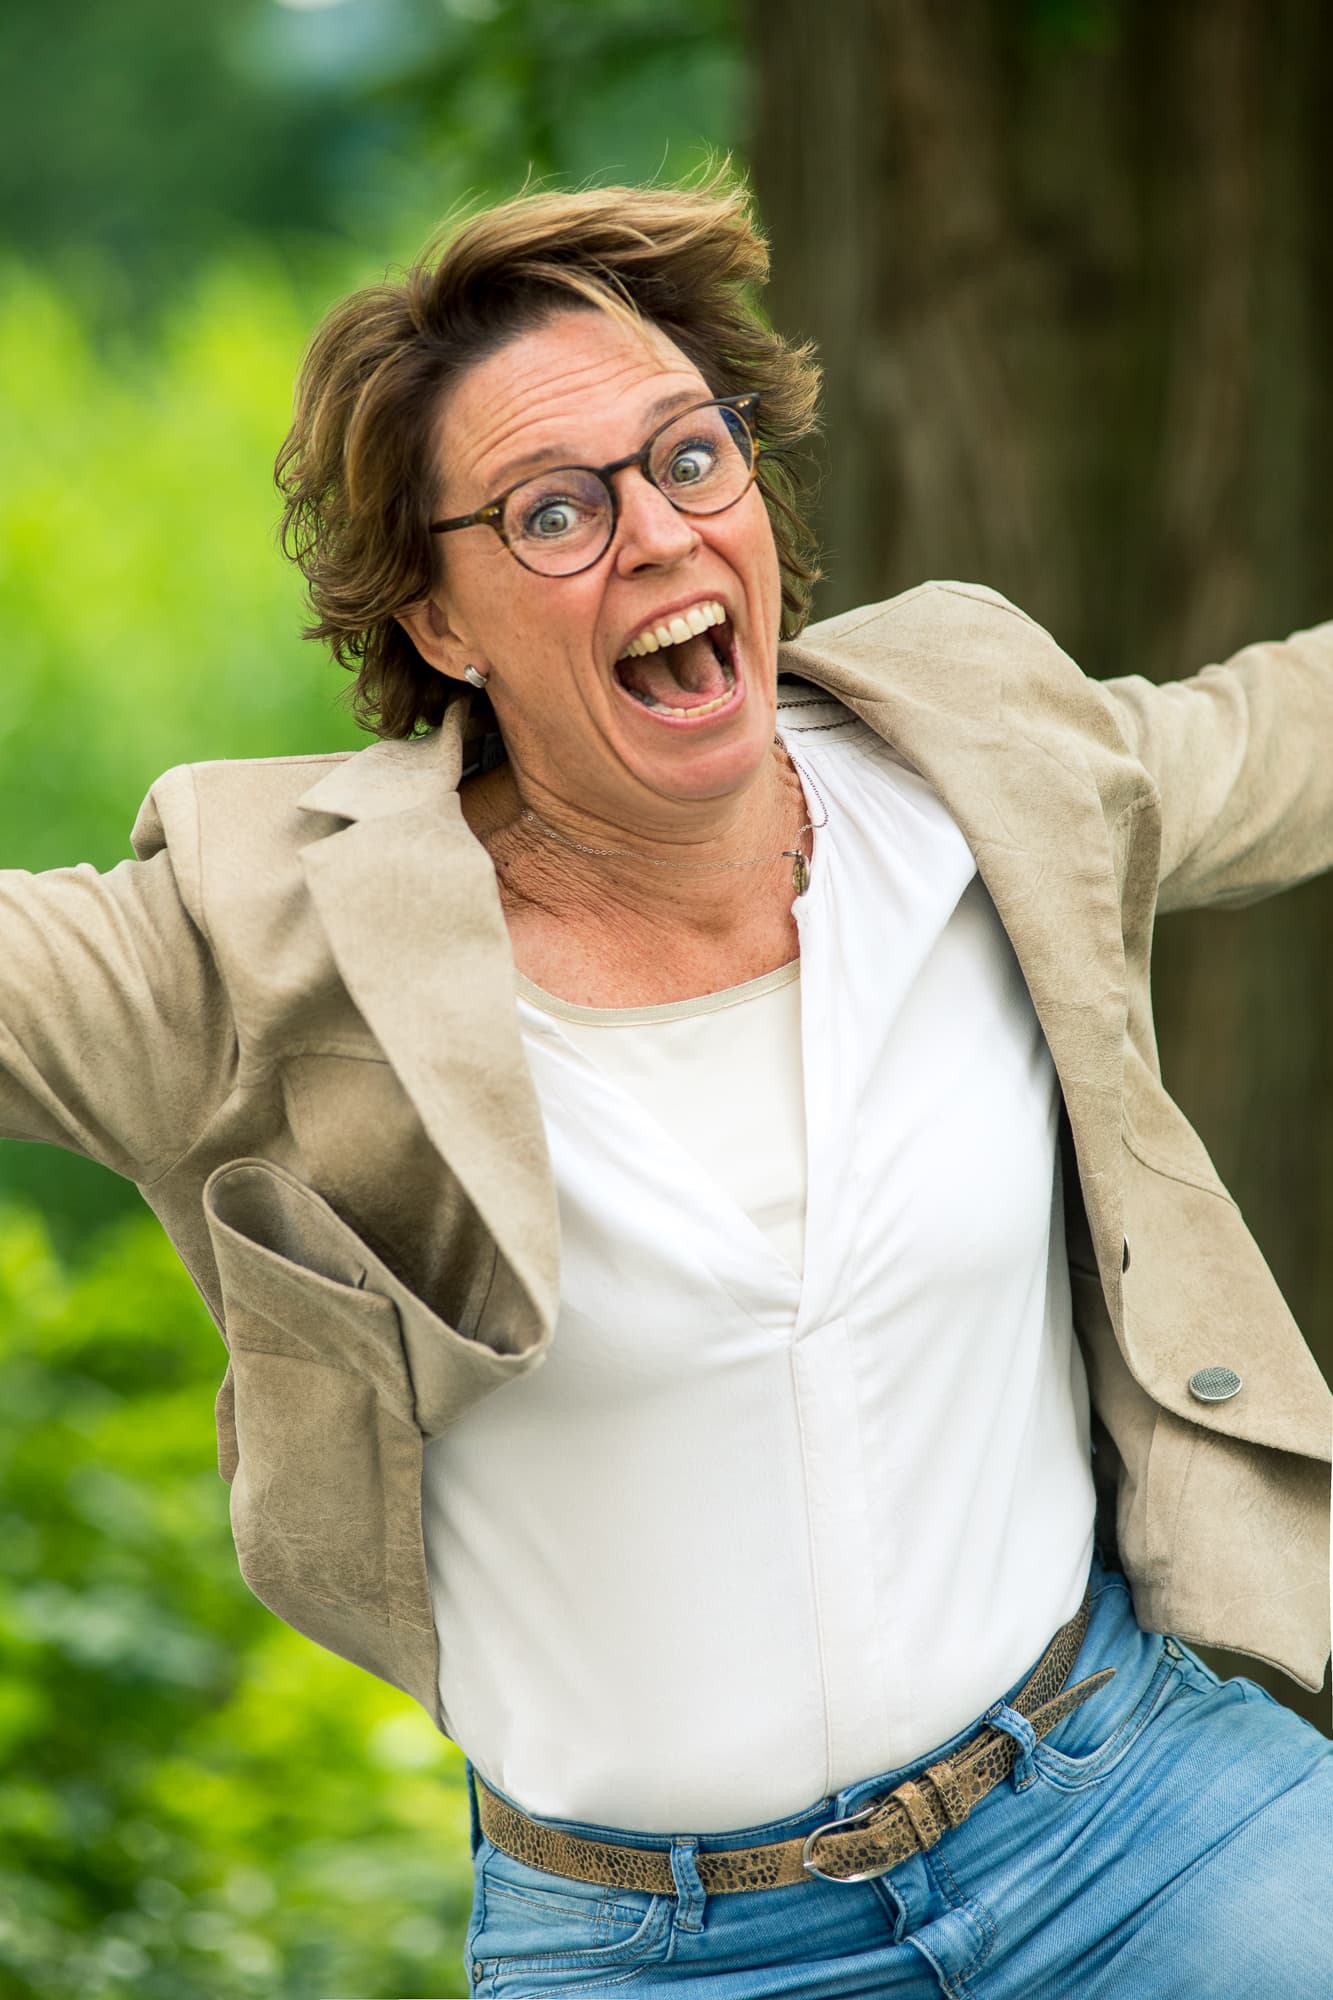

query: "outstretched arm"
xmin=1103 ymin=617 xmax=1333 ymax=914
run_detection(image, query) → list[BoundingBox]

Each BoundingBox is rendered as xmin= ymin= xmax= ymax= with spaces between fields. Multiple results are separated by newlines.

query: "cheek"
xmin=523 ymin=576 xmax=602 ymax=645
xmin=449 ymin=543 xmax=575 ymax=655
xmin=489 ymin=577 xmax=604 ymax=684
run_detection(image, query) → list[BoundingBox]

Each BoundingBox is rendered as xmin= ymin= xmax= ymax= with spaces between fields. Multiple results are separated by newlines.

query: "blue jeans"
xmin=463 ymin=1550 xmax=1333 ymax=1996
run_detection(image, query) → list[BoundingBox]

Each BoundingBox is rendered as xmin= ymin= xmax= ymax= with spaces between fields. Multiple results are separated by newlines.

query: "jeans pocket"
xmin=470 ymin=1837 xmax=673 ymax=1997
xmin=1033 ymin=1638 xmax=1177 ymax=1792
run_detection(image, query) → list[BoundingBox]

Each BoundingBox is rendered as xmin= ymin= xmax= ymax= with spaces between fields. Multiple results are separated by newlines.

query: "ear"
xmin=395 ymin=592 xmax=491 ymax=687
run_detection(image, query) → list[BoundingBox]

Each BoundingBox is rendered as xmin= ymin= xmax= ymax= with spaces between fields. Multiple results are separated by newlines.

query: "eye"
xmin=523 ymin=497 xmax=581 ymax=539
xmin=665 ymin=440 xmax=720 ymax=487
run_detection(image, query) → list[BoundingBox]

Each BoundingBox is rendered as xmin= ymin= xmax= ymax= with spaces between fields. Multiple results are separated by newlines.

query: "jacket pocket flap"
xmin=204 ymin=1158 xmax=545 ymax=1435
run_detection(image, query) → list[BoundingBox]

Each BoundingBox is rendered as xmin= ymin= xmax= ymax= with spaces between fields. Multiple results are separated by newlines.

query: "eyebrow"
xmin=484 ymin=390 xmax=707 ymax=494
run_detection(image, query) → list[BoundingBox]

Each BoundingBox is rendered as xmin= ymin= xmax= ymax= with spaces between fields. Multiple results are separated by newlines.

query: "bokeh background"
xmin=1 ymin=2 xmax=1329 ymax=1995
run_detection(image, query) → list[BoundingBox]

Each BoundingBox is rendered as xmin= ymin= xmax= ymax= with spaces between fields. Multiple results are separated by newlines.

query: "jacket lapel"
xmin=297 ymin=708 xmax=561 ymax=1339
xmin=782 ymin=589 xmax=1136 ymax=1313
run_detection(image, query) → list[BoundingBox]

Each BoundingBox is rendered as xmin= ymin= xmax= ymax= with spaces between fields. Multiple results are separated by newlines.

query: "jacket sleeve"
xmin=1102 ymin=618 xmax=1333 ymax=914
xmin=0 ymin=768 xmax=236 ymax=1183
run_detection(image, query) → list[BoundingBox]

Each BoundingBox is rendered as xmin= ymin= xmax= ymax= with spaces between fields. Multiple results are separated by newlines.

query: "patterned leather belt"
xmin=476 ymin=1588 xmax=1114 ymax=1893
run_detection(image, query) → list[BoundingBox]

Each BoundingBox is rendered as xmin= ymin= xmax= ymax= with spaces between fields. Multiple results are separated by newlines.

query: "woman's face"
xmin=403 ymin=308 xmax=784 ymax=828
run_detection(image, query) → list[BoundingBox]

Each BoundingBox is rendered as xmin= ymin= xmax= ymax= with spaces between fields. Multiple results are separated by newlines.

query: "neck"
xmin=468 ymin=738 xmax=810 ymax=942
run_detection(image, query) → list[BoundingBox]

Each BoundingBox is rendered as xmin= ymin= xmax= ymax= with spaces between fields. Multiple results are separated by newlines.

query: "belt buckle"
xmin=800 ymin=1798 xmax=893 ymax=1884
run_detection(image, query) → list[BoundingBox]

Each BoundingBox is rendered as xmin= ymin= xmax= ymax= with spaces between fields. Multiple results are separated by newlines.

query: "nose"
xmin=611 ymin=466 xmax=701 ymax=574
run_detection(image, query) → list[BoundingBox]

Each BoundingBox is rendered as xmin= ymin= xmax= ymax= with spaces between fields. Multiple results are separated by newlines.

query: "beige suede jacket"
xmin=2 ymin=580 xmax=1330 ymax=1728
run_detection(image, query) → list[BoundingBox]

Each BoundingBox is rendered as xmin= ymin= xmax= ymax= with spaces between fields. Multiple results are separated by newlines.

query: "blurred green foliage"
xmin=0 ymin=1206 xmax=473 ymax=1999
xmin=0 ymin=0 xmax=741 ymax=330
xmin=0 ymin=263 xmax=359 ymax=872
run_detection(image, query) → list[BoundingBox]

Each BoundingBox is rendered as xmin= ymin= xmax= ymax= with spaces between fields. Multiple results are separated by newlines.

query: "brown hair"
xmin=276 ymin=170 xmax=823 ymax=740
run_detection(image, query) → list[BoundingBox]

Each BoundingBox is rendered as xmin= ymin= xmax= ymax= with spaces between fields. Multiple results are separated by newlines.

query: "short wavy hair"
xmin=276 ymin=172 xmax=823 ymax=741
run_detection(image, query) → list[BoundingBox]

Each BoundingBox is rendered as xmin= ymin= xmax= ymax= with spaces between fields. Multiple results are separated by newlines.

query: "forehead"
xmin=440 ymin=309 xmax=711 ymax=497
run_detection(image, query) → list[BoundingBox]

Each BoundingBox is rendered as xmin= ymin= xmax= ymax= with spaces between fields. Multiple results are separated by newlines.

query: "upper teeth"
xmin=617 ymin=599 xmax=727 ymax=660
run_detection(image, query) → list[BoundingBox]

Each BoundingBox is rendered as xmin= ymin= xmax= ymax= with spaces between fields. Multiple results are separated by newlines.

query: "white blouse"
xmin=420 ymin=684 xmax=1096 ymax=1833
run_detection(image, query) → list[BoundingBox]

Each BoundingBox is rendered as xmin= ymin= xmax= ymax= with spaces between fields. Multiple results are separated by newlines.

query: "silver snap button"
xmin=1188 ymin=1365 xmax=1242 ymax=1403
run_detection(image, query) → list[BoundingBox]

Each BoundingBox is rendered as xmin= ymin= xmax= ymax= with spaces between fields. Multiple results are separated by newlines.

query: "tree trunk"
xmin=749 ymin=0 xmax=1333 ymax=1730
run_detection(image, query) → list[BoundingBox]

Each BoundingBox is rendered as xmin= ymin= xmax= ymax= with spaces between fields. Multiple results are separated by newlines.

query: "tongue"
xmin=620 ymin=634 xmax=729 ymax=709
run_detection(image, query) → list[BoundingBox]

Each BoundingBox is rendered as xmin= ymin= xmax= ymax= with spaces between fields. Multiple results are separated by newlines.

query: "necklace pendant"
xmin=790 ymin=850 xmax=810 ymax=897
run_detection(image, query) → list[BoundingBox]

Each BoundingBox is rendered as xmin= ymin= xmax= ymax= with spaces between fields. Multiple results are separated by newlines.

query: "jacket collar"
xmin=293 ymin=585 xmax=1137 ymax=1334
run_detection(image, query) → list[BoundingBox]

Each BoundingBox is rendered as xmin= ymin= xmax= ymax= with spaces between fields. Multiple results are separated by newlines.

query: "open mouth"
xmin=613 ymin=610 xmax=739 ymax=720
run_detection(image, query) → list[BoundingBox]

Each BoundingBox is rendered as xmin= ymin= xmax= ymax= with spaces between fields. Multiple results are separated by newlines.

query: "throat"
xmin=486 ymin=738 xmax=809 ymax=943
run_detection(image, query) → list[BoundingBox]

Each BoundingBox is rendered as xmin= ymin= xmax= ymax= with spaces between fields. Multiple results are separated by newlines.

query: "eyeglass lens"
xmin=503 ymin=402 xmax=755 ymax=576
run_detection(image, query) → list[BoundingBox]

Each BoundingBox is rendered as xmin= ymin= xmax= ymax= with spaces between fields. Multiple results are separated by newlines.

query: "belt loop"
xmin=670 ymin=1837 xmax=706 ymax=1933
xmin=985 ymin=1700 xmax=1039 ymax=1791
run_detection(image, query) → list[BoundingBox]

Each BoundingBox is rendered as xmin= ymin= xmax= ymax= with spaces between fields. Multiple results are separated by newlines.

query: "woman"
xmin=3 ymin=178 xmax=1331 ymax=1995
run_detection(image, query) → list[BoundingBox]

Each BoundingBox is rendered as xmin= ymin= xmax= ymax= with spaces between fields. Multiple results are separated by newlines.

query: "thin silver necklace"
xmin=516 ymin=734 xmax=830 ymax=897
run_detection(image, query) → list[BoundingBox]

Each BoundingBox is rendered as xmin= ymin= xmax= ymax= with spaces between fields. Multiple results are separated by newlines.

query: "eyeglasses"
xmin=428 ymin=393 xmax=761 ymax=577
